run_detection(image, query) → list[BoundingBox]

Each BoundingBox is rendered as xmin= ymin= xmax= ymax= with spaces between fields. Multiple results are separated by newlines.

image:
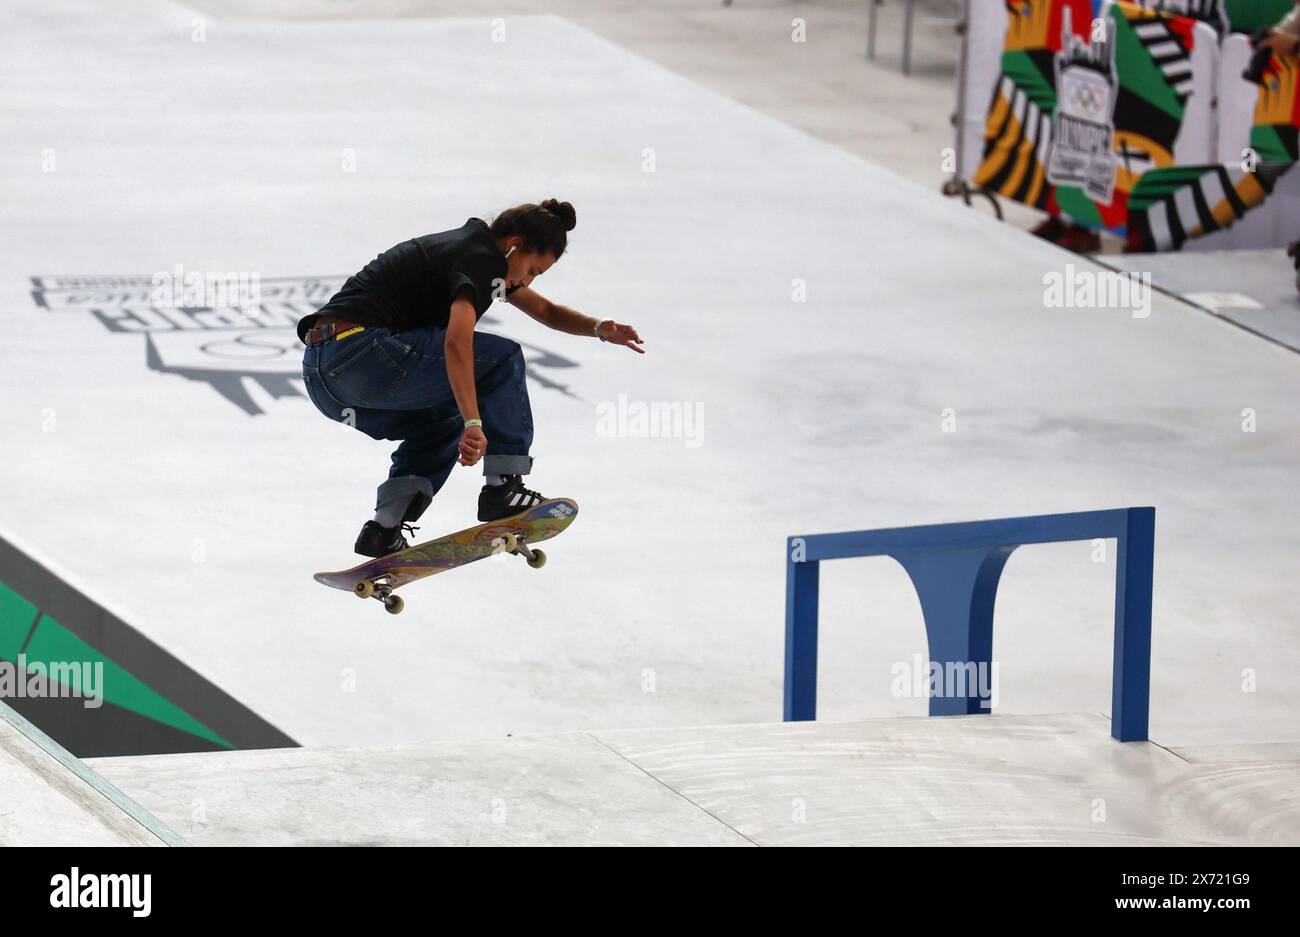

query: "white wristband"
xmin=594 ymin=319 xmax=611 ymax=341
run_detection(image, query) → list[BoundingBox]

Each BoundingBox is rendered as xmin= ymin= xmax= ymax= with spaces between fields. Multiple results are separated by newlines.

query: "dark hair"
xmin=489 ymin=199 xmax=577 ymax=259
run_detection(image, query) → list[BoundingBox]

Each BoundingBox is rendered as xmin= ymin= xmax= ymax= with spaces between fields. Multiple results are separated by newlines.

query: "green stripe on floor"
xmin=0 ymin=583 xmax=39 ymax=658
xmin=14 ymin=607 xmax=232 ymax=750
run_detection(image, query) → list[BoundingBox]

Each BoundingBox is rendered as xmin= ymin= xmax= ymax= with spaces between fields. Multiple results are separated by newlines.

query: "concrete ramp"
xmin=0 ymin=701 xmax=184 ymax=846
xmin=88 ymin=713 xmax=1300 ymax=846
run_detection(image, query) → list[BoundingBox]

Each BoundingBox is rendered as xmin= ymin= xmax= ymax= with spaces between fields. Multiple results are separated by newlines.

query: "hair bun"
xmin=540 ymin=199 xmax=577 ymax=231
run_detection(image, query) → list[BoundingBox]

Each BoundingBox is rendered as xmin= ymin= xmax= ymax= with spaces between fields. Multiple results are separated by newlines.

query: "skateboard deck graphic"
xmin=314 ymin=497 xmax=578 ymax=614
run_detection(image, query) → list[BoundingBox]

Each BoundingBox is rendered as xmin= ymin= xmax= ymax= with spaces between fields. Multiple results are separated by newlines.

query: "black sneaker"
xmin=354 ymin=521 xmax=417 ymax=558
xmin=478 ymin=476 xmax=546 ymax=522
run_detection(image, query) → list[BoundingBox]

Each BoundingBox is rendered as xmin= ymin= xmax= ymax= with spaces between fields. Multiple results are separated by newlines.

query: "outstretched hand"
xmin=598 ymin=320 xmax=646 ymax=354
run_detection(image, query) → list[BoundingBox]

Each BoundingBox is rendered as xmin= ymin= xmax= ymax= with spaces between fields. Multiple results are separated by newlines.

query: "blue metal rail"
xmin=784 ymin=507 xmax=1155 ymax=741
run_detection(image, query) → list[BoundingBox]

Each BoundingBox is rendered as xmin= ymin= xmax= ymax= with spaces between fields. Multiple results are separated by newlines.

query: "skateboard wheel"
xmin=497 ymin=532 xmax=519 ymax=554
xmin=354 ymin=580 xmax=375 ymax=599
xmin=383 ymin=595 xmax=404 ymax=615
xmin=526 ymin=548 xmax=547 ymax=569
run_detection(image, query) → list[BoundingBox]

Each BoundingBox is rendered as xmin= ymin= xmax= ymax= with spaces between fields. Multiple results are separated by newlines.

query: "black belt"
xmin=304 ymin=317 xmax=366 ymax=347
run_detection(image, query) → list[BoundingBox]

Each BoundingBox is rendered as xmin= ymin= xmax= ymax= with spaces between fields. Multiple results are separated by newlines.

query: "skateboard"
xmin=313 ymin=497 xmax=579 ymax=614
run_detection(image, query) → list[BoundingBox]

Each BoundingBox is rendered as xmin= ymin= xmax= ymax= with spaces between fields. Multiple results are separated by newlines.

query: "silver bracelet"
xmin=594 ymin=318 xmax=611 ymax=341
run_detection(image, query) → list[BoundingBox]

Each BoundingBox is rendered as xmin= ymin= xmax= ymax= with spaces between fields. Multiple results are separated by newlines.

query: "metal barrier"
xmin=784 ymin=507 xmax=1155 ymax=741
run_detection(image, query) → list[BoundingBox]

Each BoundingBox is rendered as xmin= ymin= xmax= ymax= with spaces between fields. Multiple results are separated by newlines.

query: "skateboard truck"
xmin=493 ymin=532 xmax=547 ymax=569
xmin=353 ymin=576 xmax=405 ymax=615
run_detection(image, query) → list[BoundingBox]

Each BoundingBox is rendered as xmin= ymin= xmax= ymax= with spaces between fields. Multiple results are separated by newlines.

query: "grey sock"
xmin=485 ymin=475 xmax=507 ymax=487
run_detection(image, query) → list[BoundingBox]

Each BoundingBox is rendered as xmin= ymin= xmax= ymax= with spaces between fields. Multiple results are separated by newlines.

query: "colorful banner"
xmin=1222 ymin=0 xmax=1296 ymax=34
xmin=1128 ymin=1 xmax=1296 ymax=37
xmin=1125 ymin=160 xmax=1289 ymax=248
xmin=968 ymin=0 xmax=1298 ymax=248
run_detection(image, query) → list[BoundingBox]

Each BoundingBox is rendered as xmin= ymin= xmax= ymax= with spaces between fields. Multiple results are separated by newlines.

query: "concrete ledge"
xmin=0 ymin=701 xmax=185 ymax=846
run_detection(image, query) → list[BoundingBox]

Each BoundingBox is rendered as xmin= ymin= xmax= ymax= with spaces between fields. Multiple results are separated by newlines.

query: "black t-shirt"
xmin=297 ymin=217 xmax=509 ymax=343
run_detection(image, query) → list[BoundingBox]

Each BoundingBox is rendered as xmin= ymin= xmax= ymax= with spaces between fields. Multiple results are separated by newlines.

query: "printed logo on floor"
xmin=31 ymin=273 xmax=585 ymax=416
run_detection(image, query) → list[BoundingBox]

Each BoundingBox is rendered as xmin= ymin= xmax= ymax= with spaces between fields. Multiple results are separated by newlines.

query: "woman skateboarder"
xmin=299 ymin=200 xmax=644 ymax=557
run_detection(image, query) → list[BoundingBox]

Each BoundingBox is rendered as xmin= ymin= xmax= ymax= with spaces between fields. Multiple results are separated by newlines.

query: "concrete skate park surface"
xmin=3 ymin=1 xmax=1300 ymax=845
xmin=0 ymin=702 xmax=182 ymax=846
xmin=87 ymin=714 xmax=1300 ymax=846
xmin=1103 ymin=250 xmax=1300 ymax=354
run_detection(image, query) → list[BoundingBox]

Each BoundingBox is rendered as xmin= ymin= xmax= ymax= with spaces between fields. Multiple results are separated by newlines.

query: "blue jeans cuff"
xmin=484 ymin=454 xmax=533 ymax=476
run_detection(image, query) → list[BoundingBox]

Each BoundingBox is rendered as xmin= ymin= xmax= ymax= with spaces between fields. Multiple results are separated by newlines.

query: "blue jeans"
xmin=302 ymin=326 xmax=534 ymax=525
